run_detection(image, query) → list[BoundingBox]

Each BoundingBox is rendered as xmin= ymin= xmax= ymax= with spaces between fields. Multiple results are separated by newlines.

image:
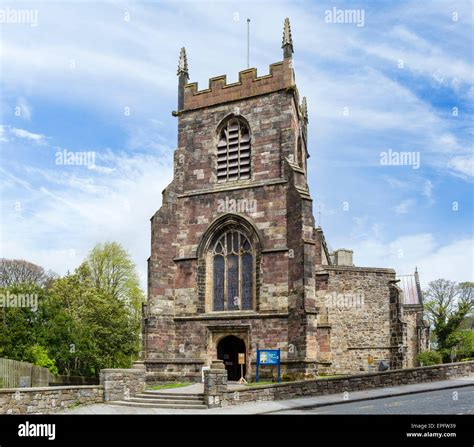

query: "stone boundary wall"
xmin=204 ymin=361 xmax=474 ymax=408
xmin=100 ymin=364 xmax=146 ymax=402
xmin=0 ymin=385 xmax=103 ymax=414
xmin=0 ymin=363 xmax=147 ymax=414
xmin=203 ymin=361 xmax=228 ymax=408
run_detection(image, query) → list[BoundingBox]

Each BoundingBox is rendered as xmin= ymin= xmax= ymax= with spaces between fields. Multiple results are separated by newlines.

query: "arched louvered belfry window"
xmin=217 ymin=118 xmax=251 ymax=181
xmin=212 ymin=230 xmax=254 ymax=311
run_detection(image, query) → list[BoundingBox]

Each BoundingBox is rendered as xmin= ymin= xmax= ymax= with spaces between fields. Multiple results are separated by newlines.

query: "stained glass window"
xmin=212 ymin=230 xmax=254 ymax=311
xmin=227 ymin=254 xmax=239 ymax=310
xmin=213 ymin=255 xmax=224 ymax=311
xmin=241 ymin=253 xmax=253 ymax=310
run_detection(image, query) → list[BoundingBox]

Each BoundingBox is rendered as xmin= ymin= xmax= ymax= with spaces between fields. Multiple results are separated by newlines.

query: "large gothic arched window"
xmin=212 ymin=230 xmax=254 ymax=311
xmin=217 ymin=118 xmax=251 ymax=182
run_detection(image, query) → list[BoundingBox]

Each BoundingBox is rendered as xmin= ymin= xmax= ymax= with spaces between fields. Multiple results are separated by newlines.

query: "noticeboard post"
xmin=237 ymin=353 xmax=247 ymax=384
xmin=256 ymin=349 xmax=280 ymax=383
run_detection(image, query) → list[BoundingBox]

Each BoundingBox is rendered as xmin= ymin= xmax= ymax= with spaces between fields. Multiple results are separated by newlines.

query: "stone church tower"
xmin=143 ymin=19 xmax=428 ymax=382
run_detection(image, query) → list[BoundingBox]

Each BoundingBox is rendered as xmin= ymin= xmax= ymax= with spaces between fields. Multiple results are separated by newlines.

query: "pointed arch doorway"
xmin=217 ymin=335 xmax=246 ymax=381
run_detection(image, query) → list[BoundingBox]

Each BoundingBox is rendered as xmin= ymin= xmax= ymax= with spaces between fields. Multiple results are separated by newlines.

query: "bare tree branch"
xmin=0 ymin=258 xmax=56 ymax=287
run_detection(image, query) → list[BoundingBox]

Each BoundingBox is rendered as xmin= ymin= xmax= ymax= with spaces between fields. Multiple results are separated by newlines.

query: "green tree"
xmin=0 ymin=247 xmax=143 ymax=378
xmin=82 ymin=242 xmax=144 ymax=356
xmin=445 ymin=329 xmax=474 ymax=361
xmin=38 ymin=263 xmax=140 ymax=377
xmin=24 ymin=345 xmax=59 ymax=375
xmin=84 ymin=242 xmax=144 ymax=313
xmin=0 ymin=283 xmax=45 ymax=360
xmin=424 ymin=280 xmax=474 ymax=362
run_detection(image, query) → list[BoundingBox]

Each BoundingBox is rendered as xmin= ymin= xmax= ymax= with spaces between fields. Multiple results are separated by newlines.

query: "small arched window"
xmin=217 ymin=118 xmax=251 ymax=182
xmin=212 ymin=230 xmax=254 ymax=311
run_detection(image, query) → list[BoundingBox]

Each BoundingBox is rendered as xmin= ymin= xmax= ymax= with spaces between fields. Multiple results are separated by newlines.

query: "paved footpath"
xmin=59 ymin=376 xmax=474 ymax=415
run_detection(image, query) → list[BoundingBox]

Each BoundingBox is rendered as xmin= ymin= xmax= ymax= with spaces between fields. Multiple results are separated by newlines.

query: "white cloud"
xmin=448 ymin=156 xmax=474 ymax=180
xmin=15 ymin=97 xmax=32 ymax=120
xmin=0 ymin=1 xmax=470 ymax=181
xmin=382 ymin=176 xmax=410 ymax=191
xmin=0 ymin=125 xmax=7 ymax=142
xmin=423 ymin=180 xmax=433 ymax=197
xmin=362 ymin=38 xmax=472 ymax=86
xmin=9 ymin=127 xmax=45 ymax=142
xmin=298 ymin=61 xmax=471 ymax=178
xmin=422 ymin=179 xmax=435 ymax=205
xmin=0 ymin=149 xmax=173 ymax=288
xmin=349 ymin=233 xmax=473 ymax=287
xmin=394 ymin=199 xmax=416 ymax=214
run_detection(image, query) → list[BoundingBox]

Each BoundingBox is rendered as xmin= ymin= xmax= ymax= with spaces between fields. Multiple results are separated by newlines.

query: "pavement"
xmin=59 ymin=376 xmax=474 ymax=415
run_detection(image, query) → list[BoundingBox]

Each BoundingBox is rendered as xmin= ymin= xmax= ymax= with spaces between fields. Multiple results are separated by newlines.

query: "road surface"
xmin=271 ymin=386 xmax=474 ymax=414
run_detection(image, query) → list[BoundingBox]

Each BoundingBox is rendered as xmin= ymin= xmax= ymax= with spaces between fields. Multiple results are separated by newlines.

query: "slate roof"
xmin=397 ymin=272 xmax=423 ymax=305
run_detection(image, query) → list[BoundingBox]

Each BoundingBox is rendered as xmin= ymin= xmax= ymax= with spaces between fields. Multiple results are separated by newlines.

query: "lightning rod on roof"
xmin=247 ymin=18 xmax=250 ymax=68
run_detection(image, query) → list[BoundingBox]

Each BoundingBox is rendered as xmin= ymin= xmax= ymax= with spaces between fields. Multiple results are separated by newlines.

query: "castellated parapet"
xmin=182 ymin=59 xmax=295 ymax=111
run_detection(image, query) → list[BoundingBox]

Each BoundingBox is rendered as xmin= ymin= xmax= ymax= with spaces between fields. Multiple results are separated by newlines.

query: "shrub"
xmin=25 ymin=344 xmax=59 ymax=375
xmin=417 ymin=351 xmax=443 ymax=366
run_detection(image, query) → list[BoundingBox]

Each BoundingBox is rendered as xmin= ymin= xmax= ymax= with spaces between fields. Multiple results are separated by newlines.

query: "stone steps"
xmin=108 ymin=399 xmax=207 ymax=410
xmin=143 ymin=390 xmax=204 ymax=397
xmin=107 ymin=390 xmax=207 ymax=410
xmin=136 ymin=392 xmax=203 ymax=401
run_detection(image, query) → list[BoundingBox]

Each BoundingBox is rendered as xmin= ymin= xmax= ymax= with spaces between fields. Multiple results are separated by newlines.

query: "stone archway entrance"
xmin=217 ymin=335 xmax=246 ymax=381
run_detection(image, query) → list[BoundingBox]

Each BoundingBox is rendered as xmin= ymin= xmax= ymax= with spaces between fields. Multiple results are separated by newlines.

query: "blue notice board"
xmin=256 ymin=349 xmax=281 ymax=383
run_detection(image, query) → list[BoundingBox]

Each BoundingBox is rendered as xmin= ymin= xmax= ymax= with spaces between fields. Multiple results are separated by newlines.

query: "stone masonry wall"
xmin=168 ymin=184 xmax=293 ymax=314
xmin=315 ymin=267 xmax=398 ymax=375
xmin=214 ymin=361 xmax=474 ymax=407
xmin=404 ymin=307 xmax=422 ymax=368
xmin=203 ymin=360 xmax=228 ymax=408
xmin=0 ymin=365 xmax=147 ymax=413
xmin=146 ymin=87 xmax=302 ymax=364
xmin=145 ymin=59 xmax=311 ymax=379
xmin=0 ymin=385 xmax=103 ymax=414
xmin=176 ymin=91 xmax=295 ymax=194
xmin=100 ymin=367 xmax=146 ymax=402
xmin=146 ymin=315 xmax=293 ymax=382
xmin=389 ymin=283 xmax=406 ymax=370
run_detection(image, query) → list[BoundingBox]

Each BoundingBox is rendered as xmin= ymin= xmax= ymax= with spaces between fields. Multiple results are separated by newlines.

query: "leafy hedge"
xmin=417 ymin=351 xmax=443 ymax=366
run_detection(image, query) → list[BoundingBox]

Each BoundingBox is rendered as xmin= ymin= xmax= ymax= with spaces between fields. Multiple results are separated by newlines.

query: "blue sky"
xmin=0 ymin=0 xmax=472 ymax=288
